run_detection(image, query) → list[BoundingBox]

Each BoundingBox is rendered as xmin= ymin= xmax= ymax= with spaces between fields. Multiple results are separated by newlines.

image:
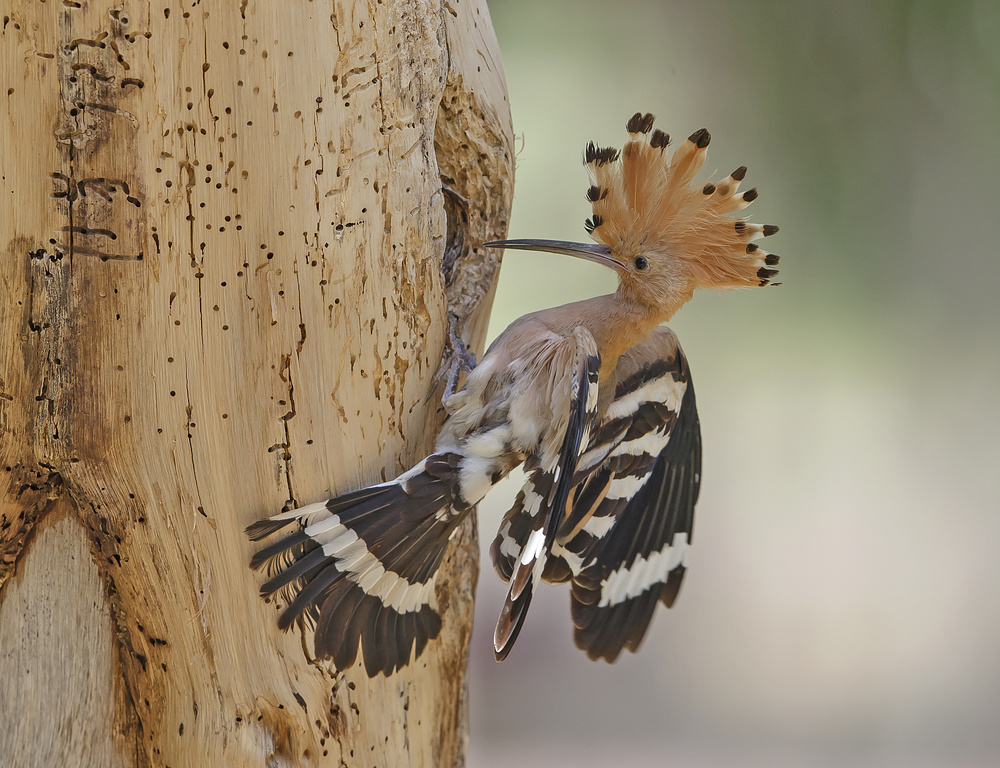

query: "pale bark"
xmin=0 ymin=1 xmax=512 ymax=765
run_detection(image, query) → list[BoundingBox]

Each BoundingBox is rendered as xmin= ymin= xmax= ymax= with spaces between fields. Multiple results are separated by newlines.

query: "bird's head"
xmin=487 ymin=112 xmax=780 ymax=322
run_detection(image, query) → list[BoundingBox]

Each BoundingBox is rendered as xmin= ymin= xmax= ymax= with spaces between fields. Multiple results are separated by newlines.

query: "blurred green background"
xmin=468 ymin=1 xmax=1000 ymax=766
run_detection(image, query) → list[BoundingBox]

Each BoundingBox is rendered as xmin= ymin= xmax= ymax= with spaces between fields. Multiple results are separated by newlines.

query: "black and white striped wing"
xmin=492 ymin=328 xmax=601 ymax=660
xmin=567 ymin=329 xmax=702 ymax=663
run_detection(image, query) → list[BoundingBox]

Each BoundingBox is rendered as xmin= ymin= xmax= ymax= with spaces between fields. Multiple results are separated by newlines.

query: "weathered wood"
xmin=0 ymin=1 xmax=512 ymax=765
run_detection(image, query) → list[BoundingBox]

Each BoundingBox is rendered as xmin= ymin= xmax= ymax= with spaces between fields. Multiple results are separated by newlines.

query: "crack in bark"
xmin=183 ymin=368 xmax=206 ymax=514
xmin=278 ymin=355 xmax=298 ymax=508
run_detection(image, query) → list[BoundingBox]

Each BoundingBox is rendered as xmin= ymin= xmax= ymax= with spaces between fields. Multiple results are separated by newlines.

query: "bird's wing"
xmin=492 ymin=326 xmax=601 ymax=660
xmin=565 ymin=327 xmax=702 ymax=663
xmin=490 ymin=412 xmax=630 ymax=588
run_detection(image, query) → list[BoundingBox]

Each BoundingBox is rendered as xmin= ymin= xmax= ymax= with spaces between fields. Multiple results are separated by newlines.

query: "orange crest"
xmin=584 ymin=112 xmax=780 ymax=289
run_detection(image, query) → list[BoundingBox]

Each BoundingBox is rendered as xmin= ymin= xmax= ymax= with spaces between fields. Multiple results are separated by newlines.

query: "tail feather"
xmin=246 ymin=452 xmax=468 ymax=677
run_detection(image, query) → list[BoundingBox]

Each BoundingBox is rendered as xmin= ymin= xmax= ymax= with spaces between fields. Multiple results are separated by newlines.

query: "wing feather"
xmin=567 ymin=328 xmax=702 ymax=662
xmin=493 ymin=328 xmax=601 ymax=661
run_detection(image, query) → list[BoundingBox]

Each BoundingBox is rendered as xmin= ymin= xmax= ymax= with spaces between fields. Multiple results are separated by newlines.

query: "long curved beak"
xmin=484 ymin=239 xmax=620 ymax=272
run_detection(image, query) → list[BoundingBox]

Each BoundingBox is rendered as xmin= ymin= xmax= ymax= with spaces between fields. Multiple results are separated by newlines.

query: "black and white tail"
xmin=247 ymin=453 xmax=470 ymax=677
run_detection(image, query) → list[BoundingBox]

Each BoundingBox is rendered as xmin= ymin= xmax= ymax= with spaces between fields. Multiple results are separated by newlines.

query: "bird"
xmin=246 ymin=111 xmax=780 ymax=677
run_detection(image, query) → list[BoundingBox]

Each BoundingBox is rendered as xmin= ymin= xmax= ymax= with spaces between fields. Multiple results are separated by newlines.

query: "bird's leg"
xmin=435 ymin=314 xmax=477 ymax=402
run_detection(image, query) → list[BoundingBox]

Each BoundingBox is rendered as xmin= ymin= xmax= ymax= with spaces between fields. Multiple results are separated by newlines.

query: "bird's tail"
xmin=247 ymin=453 xmax=469 ymax=677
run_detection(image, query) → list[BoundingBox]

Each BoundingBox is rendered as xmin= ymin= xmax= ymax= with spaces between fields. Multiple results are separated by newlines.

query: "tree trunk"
xmin=0 ymin=1 xmax=512 ymax=765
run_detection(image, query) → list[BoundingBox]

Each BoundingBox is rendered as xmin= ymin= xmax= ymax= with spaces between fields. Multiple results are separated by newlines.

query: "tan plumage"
xmin=247 ymin=112 xmax=780 ymax=675
xmin=584 ymin=113 xmax=779 ymax=317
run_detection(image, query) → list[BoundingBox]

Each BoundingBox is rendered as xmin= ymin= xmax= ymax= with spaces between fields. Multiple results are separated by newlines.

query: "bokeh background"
xmin=467 ymin=2 xmax=1000 ymax=766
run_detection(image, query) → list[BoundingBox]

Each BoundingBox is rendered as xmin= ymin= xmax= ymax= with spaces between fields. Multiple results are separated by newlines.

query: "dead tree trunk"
xmin=0 ymin=1 xmax=512 ymax=765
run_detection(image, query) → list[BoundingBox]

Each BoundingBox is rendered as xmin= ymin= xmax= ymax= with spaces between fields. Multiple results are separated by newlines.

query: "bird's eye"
xmin=633 ymin=256 xmax=649 ymax=272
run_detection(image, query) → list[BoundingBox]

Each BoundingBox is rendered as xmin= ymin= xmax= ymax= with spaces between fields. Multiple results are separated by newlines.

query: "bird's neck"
xmin=584 ymin=293 xmax=676 ymax=381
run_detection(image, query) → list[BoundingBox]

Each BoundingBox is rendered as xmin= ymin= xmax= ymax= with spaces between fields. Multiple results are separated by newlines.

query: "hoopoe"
xmin=247 ymin=112 xmax=780 ymax=676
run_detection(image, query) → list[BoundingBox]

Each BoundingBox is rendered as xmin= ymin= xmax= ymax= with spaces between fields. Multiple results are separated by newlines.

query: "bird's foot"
xmin=435 ymin=315 xmax=476 ymax=402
